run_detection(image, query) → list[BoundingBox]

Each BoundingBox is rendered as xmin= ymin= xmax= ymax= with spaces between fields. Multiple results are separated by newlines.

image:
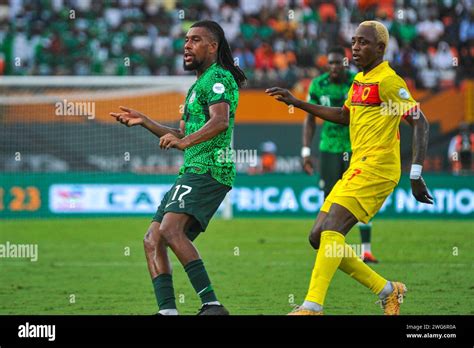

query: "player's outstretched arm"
xmin=404 ymin=111 xmax=434 ymax=204
xmin=159 ymin=102 xmax=229 ymax=151
xmin=265 ymin=87 xmax=349 ymax=125
xmin=110 ymin=106 xmax=184 ymax=139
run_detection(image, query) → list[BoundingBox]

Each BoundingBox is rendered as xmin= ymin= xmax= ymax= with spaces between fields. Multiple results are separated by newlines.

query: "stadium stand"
xmin=1 ymin=0 xmax=473 ymax=90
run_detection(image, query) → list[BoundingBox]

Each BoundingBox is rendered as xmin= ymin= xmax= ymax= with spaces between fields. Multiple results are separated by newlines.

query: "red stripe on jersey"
xmin=402 ymin=104 xmax=419 ymax=119
xmin=351 ymin=82 xmax=381 ymax=106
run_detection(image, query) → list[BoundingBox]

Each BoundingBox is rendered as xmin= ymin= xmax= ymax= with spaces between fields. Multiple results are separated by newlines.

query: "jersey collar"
xmin=197 ymin=62 xmax=217 ymax=81
xmin=362 ymin=61 xmax=389 ymax=77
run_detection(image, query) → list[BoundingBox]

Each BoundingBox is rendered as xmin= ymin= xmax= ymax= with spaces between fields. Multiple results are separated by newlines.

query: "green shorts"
xmin=152 ymin=172 xmax=231 ymax=241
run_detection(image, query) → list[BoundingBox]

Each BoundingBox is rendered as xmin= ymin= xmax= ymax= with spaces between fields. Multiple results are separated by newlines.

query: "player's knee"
xmin=309 ymin=224 xmax=323 ymax=249
xmin=143 ymin=225 xmax=160 ymax=251
xmin=143 ymin=231 xmax=155 ymax=251
xmin=157 ymin=225 xmax=180 ymax=244
xmin=308 ymin=227 xmax=323 ymax=249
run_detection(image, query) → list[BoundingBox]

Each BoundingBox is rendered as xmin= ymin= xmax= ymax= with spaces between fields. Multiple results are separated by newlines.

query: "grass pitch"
xmin=0 ymin=218 xmax=472 ymax=315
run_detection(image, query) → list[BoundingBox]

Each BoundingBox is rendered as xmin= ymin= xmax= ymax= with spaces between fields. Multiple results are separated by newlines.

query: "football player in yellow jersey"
xmin=266 ymin=20 xmax=433 ymax=315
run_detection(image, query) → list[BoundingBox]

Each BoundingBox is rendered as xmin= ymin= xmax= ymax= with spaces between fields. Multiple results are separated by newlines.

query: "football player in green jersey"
xmin=302 ymin=46 xmax=378 ymax=263
xmin=110 ymin=21 xmax=246 ymax=315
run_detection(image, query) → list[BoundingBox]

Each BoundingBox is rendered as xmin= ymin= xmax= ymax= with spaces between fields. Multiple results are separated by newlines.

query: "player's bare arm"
xmin=265 ymin=87 xmax=350 ymax=125
xmin=110 ymin=106 xmax=184 ymax=139
xmin=302 ymin=114 xmax=316 ymax=174
xmin=160 ymin=102 xmax=230 ymax=151
xmin=405 ymin=111 xmax=434 ymax=204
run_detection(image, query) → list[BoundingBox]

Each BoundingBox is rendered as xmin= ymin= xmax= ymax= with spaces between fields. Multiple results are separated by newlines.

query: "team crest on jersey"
xmin=212 ymin=83 xmax=225 ymax=94
xmin=189 ymin=91 xmax=196 ymax=103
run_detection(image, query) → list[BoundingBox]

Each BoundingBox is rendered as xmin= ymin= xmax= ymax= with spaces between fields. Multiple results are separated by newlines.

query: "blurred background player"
xmin=302 ymin=46 xmax=378 ymax=263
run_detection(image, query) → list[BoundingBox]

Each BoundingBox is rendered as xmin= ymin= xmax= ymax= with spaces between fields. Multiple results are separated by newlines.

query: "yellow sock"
xmin=338 ymin=243 xmax=387 ymax=294
xmin=305 ymin=230 xmax=345 ymax=305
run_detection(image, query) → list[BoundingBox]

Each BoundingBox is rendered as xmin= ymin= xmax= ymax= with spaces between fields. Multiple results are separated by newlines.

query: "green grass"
xmin=0 ymin=218 xmax=473 ymax=315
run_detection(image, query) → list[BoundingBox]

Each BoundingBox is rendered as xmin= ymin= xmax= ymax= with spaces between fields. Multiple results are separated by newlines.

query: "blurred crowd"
xmin=1 ymin=0 xmax=473 ymax=89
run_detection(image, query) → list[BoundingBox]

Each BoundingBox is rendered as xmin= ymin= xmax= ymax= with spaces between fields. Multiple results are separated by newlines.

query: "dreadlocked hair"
xmin=191 ymin=20 xmax=247 ymax=87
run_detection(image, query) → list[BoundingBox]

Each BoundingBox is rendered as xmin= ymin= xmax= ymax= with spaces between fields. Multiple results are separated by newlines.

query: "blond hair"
xmin=360 ymin=20 xmax=389 ymax=52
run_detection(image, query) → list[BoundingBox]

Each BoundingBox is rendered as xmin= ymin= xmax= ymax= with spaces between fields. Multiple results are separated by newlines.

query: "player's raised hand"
xmin=159 ymin=133 xmax=187 ymax=151
xmin=302 ymin=156 xmax=314 ymax=175
xmin=411 ymin=177 xmax=434 ymax=204
xmin=265 ymin=87 xmax=298 ymax=106
xmin=110 ymin=106 xmax=145 ymax=127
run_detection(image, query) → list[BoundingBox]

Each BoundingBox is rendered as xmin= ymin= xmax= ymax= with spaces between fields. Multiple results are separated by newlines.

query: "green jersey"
xmin=307 ymin=71 xmax=355 ymax=153
xmin=179 ymin=63 xmax=239 ymax=187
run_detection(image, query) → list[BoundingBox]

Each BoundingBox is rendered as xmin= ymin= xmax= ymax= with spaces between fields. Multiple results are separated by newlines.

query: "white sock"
xmin=158 ymin=309 xmax=178 ymax=315
xmin=378 ymin=281 xmax=393 ymax=299
xmin=362 ymin=243 xmax=371 ymax=253
xmin=302 ymin=300 xmax=323 ymax=312
xmin=202 ymin=301 xmax=221 ymax=307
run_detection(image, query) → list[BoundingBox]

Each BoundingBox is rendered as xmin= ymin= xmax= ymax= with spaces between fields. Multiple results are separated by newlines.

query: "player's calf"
xmin=308 ymin=212 xmax=327 ymax=249
xmin=308 ymin=229 xmax=322 ymax=249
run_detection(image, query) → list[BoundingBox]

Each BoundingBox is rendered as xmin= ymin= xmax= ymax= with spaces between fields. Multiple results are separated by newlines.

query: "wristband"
xmin=410 ymin=164 xmax=422 ymax=179
xmin=301 ymin=147 xmax=311 ymax=158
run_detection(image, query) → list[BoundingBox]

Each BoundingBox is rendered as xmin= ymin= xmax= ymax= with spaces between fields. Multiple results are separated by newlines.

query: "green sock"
xmin=152 ymin=274 xmax=176 ymax=310
xmin=360 ymin=223 xmax=372 ymax=244
xmin=184 ymin=259 xmax=218 ymax=304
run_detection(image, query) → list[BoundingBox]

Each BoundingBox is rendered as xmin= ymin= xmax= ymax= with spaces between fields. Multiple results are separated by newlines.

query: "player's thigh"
xmin=320 ymin=203 xmax=358 ymax=235
xmin=337 ymin=167 xmax=396 ymax=224
xmin=159 ymin=212 xmax=195 ymax=239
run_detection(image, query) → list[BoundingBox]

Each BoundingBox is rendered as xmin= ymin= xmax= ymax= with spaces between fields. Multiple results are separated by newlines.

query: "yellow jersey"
xmin=343 ymin=61 xmax=418 ymax=183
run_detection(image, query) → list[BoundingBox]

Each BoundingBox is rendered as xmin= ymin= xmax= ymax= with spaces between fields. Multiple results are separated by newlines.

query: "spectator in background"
xmin=392 ymin=15 xmax=417 ymax=46
xmin=254 ymin=42 xmax=274 ymax=70
xmin=448 ymin=123 xmax=474 ymax=175
xmin=418 ymin=59 xmax=440 ymax=91
xmin=384 ymin=34 xmax=399 ymax=64
xmin=417 ymin=14 xmax=445 ymax=45
xmin=432 ymin=41 xmax=454 ymax=70
xmin=233 ymin=44 xmax=255 ymax=71
xmin=260 ymin=141 xmax=277 ymax=173
xmin=431 ymin=41 xmax=456 ymax=85
xmin=459 ymin=10 xmax=474 ymax=46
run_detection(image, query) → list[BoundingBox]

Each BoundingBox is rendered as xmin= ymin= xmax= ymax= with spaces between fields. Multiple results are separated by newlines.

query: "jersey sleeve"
xmin=343 ymin=84 xmax=353 ymax=111
xmin=379 ymin=75 xmax=418 ymax=119
xmin=206 ymin=72 xmax=235 ymax=107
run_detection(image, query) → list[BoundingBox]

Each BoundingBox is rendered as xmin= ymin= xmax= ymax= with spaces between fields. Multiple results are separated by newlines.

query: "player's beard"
xmin=183 ymin=57 xmax=204 ymax=71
